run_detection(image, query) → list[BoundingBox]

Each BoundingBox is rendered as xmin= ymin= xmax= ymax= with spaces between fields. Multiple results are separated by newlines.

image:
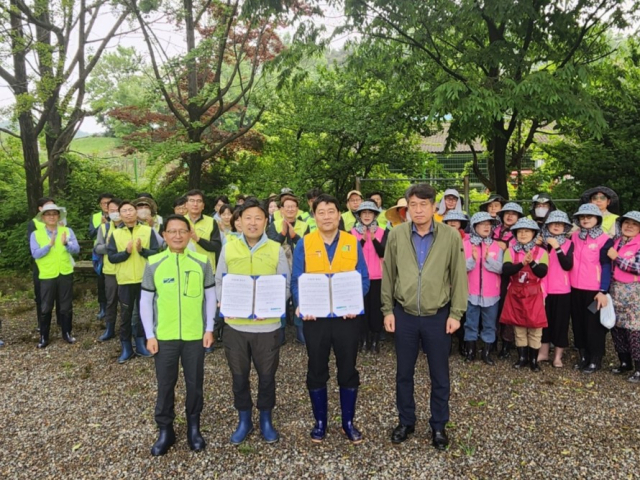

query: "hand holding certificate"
xmin=220 ymin=274 xmax=287 ymax=320
xmin=298 ymin=271 xmax=364 ymax=319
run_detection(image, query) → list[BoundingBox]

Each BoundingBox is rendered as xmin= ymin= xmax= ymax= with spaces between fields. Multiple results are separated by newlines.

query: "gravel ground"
xmin=1 ymin=284 xmax=639 ymax=479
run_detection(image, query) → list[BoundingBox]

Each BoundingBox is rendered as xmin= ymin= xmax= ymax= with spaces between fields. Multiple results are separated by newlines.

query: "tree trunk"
xmin=492 ymin=134 xmax=510 ymax=200
xmin=187 ymin=152 xmax=203 ymax=190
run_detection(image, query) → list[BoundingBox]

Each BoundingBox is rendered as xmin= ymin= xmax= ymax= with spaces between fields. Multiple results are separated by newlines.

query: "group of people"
xmin=14 ymin=182 xmax=640 ymax=457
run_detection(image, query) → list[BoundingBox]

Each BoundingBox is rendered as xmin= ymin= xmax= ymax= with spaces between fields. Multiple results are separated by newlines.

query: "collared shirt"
xmin=411 ymin=222 xmax=434 ymax=270
xmin=291 ymin=231 xmax=370 ymax=307
xmin=30 ymin=227 xmax=80 ymax=259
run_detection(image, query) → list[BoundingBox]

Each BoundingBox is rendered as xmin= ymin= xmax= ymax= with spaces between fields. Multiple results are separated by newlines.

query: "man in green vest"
xmin=30 ymin=204 xmax=80 ymax=348
xmin=140 ymin=214 xmax=216 ymax=456
xmin=90 ymin=193 xmax=114 ymax=320
xmin=107 ymin=201 xmax=160 ymax=363
xmin=94 ymin=198 xmax=123 ymax=342
xmin=216 ymin=199 xmax=290 ymax=445
xmin=342 ymin=190 xmax=363 ymax=231
xmin=298 ymin=188 xmax=322 ymax=233
xmin=185 ymin=189 xmax=222 ymax=271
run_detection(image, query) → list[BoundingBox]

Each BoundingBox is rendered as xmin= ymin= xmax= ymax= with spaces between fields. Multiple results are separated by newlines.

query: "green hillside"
xmin=70 ymin=136 xmax=123 ymax=158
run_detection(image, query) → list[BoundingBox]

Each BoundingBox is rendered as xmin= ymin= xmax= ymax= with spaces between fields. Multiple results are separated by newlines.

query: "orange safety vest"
xmin=304 ymin=230 xmax=358 ymax=273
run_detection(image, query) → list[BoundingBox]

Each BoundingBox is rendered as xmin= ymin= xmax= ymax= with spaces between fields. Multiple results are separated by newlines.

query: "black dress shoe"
xmin=37 ymin=336 xmax=49 ymax=349
xmin=431 ymin=429 xmax=449 ymax=450
xmin=391 ymin=424 xmax=415 ymax=444
xmin=62 ymin=332 xmax=76 ymax=344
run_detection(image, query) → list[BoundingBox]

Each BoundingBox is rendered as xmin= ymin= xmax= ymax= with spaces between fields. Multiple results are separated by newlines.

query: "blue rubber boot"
xmin=135 ymin=336 xmax=153 ymax=357
xmin=98 ymin=322 xmax=115 ymax=342
xmin=230 ymin=410 xmax=254 ymax=445
xmin=259 ymin=410 xmax=279 ymax=443
xmin=340 ymin=387 xmax=362 ymax=444
xmin=309 ymin=388 xmax=327 ymax=442
xmin=295 ymin=324 xmax=306 ymax=345
xmin=97 ymin=302 xmax=106 ymax=320
xmin=118 ymin=340 xmax=135 ymax=364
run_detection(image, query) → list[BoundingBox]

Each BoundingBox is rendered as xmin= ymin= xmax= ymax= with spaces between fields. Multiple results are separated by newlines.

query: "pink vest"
xmin=613 ymin=236 xmax=640 ymax=284
xmin=493 ymin=225 xmax=515 ymax=247
xmin=569 ymin=231 xmax=609 ymax=291
xmin=352 ymin=228 xmax=384 ymax=280
xmin=543 ymin=240 xmax=572 ymax=295
xmin=463 ymin=239 xmax=502 ymax=297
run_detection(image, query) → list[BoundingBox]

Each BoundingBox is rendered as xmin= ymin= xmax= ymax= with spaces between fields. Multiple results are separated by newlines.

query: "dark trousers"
xmin=611 ymin=327 xmax=640 ymax=361
xmin=104 ymin=274 xmax=119 ymax=325
xmin=303 ymin=316 xmax=360 ymax=390
xmin=154 ymin=340 xmax=204 ymax=427
xmin=118 ymin=283 xmax=144 ymax=341
xmin=33 ymin=264 xmax=62 ymax=327
xmin=223 ymin=327 xmax=280 ymax=411
xmin=40 ymin=274 xmax=74 ymax=338
xmin=571 ymin=288 xmax=607 ymax=357
xmin=361 ymin=279 xmax=383 ymax=335
xmin=542 ymin=293 xmax=571 ymax=347
xmin=97 ymin=272 xmax=106 ymax=304
xmin=395 ymin=304 xmax=451 ymax=431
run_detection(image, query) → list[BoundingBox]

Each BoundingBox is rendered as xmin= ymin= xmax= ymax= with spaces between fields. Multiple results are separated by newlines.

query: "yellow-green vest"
xmin=224 ymin=238 xmax=282 ymax=327
xmin=149 ymin=250 xmax=209 ymax=341
xmin=188 ymin=215 xmax=216 ymax=271
xmin=34 ymin=227 xmax=74 ymax=279
xmin=342 ymin=210 xmax=357 ymax=231
xmin=32 ymin=216 xmax=45 ymax=232
xmin=100 ymin=222 xmax=117 ymax=275
xmin=274 ymin=217 xmax=308 ymax=238
xmin=112 ymin=224 xmax=152 ymax=285
xmin=299 ymin=211 xmax=317 ymax=232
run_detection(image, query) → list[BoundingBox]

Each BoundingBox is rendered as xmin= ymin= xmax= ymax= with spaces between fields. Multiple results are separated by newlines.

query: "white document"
xmin=298 ymin=274 xmax=332 ymax=318
xmin=220 ymin=274 xmax=255 ymax=319
xmin=253 ymin=275 xmax=287 ymax=319
xmin=330 ymin=271 xmax=365 ymax=317
xmin=220 ymin=273 xmax=287 ymax=319
xmin=298 ymin=271 xmax=364 ymax=318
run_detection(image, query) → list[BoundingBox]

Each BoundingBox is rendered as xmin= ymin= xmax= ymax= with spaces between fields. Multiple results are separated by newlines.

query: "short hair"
xmin=231 ymin=209 xmax=242 ymax=232
xmin=185 ymin=189 xmax=205 ymax=201
xmin=108 ymin=198 xmax=122 ymax=208
xmin=98 ymin=192 xmax=115 ymax=203
xmin=405 ymin=184 xmax=436 ymax=203
xmin=135 ymin=192 xmax=154 ymax=200
xmin=306 ymin=188 xmax=323 ymax=200
xmin=173 ymin=196 xmax=187 ymax=208
xmin=164 ymin=214 xmax=191 ymax=231
xmin=236 ymin=194 xmax=246 ymax=201
xmin=219 ymin=204 xmax=233 ymax=216
xmin=312 ymin=194 xmax=340 ymax=214
xmin=240 ymin=198 xmax=268 ymax=218
xmin=368 ymin=191 xmax=383 ymax=199
xmin=118 ymin=200 xmax=135 ymax=212
xmin=37 ymin=197 xmax=54 ymax=208
xmin=280 ymin=195 xmax=299 ymax=207
xmin=216 ymin=195 xmax=230 ymax=205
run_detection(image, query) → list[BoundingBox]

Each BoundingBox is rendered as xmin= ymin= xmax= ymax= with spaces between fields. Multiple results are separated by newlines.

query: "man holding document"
xmin=215 ymin=199 xmax=290 ymax=445
xmin=291 ymin=193 xmax=370 ymax=444
xmin=382 ymin=184 xmax=468 ymax=451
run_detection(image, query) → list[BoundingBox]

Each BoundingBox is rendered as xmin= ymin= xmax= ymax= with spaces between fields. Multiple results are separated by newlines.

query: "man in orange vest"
xmin=291 ymin=193 xmax=369 ymax=444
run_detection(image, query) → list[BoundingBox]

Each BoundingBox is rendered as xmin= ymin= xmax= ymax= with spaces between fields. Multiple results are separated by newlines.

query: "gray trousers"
xmin=223 ymin=327 xmax=280 ymax=411
xmin=154 ymin=340 xmax=205 ymax=427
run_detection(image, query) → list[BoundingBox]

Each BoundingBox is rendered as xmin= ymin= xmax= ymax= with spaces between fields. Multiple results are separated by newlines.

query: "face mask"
xmin=109 ymin=212 xmax=121 ymax=222
xmin=137 ymin=208 xmax=151 ymax=220
xmin=535 ymin=207 xmax=549 ymax=218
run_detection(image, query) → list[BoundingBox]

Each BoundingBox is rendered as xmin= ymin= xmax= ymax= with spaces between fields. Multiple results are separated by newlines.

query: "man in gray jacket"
xmin=382 ymin=184 xmax=468 ymax=450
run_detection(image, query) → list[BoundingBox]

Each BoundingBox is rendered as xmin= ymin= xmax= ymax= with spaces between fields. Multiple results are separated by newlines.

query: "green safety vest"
xmin=274 ymin=217 xmax=308 ymax=238
xmin=188 ymin=215 xmax=216 ymax=271
xmin=32 ymin=216 xmax=45 ymax=231
xmin=148 ymin=250 xmax=210 ymax=341
xmin=224 ymin=238 xmax=282 ymax=327
xmin=100 ymin=222 xmax=117 ymax=275
xmin=34 ymin=227 xmax=74 ymax=279
xmin=112 ymin=224 xmax=152 ymax=285
xmin=298 ymin=211 xmax=317 ymax=232
xmin=342 ymin=210 xmax=357 ymax=231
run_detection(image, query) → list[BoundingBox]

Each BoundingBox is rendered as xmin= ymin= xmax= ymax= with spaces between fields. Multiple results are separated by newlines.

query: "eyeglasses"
xmin=165 ymin=229 xmax=190 ymax=236
xmin=187 ymin=199 xmax=203 ymax=204
xmin=591 ymin=195 xmax=607 ymax=201
xmin=43 ymin=212 xmax=59 ymax=217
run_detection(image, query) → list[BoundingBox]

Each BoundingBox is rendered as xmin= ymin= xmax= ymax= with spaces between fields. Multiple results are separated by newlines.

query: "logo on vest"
xmin=624 ymin=251 xmax=634 ymax=257
xmin=588 ymin=244 xmax=598 ymax=250
xmin=341 ymin=245 xmax=351 ymax=252
xmin=163 ymin=278 xmax=175 ymax=284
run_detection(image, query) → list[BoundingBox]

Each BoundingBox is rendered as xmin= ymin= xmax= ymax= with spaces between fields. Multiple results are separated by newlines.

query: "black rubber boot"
xmin=611 ymin=353 xmax=633 ymax=374
xmin=186 ymin=415 xmax=206 ymax=452
xmin=573 ymin=349 xmax=588 ymax=370
xmin=371 ymin=333 xmax=380 ymax=354
xmin=481 ymin=344 xmax=495 ymax=366
xmin=498 ymin=341 xmax=512 ymax=359
xmin=529 ymin=348 xmax=541 ymax=372
xmin=464 ymin=341 xmax=476 ymax=362
xmin=513 ymin=347 xmax=528 ymax=369
xmin=151 ymin=425 xmax=176 ymax=456
xmin=628 ymin=361 xmax=640 ymax=383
